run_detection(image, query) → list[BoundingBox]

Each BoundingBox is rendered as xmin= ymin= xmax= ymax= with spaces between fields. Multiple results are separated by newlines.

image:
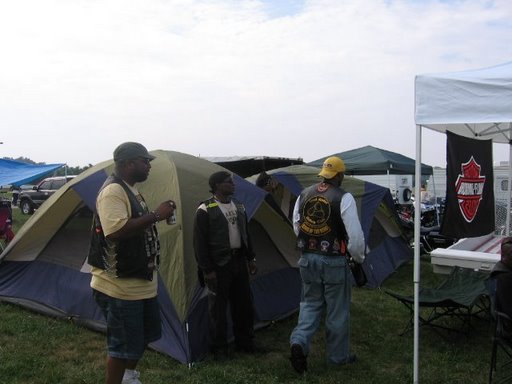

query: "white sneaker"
xmin=122 ymin=369 xmax=142 ymax=384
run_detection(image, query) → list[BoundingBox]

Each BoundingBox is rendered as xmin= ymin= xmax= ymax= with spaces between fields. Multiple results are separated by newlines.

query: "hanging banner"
xmin=440 ymin=131 xmax=495 ymax=238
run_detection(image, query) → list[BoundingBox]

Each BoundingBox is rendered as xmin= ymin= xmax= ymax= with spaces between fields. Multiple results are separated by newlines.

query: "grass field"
xmin=0 ymin=203 xmax=500 ymax=383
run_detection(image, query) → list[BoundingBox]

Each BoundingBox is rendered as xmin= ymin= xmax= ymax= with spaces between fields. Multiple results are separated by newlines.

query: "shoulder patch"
xmin=317 ymin=182 xmax=330 ymax=193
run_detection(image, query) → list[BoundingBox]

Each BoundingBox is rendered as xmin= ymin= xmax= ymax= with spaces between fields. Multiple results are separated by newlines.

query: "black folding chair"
xmin=489 ymin=311 xmax=512 ymax=383
xmin=385 ymin=267 xmax=490 ymax=336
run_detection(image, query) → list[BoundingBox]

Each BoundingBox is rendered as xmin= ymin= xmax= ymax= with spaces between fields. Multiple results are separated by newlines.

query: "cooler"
xmin=430 ymin=233 xmax=502 ymax=274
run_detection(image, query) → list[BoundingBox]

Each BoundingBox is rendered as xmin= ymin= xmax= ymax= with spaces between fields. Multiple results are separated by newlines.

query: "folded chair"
xmin=0 ymin=200 xmax=15 ymax=252
xmin=385 ymin=267 xmax=490 ymax=336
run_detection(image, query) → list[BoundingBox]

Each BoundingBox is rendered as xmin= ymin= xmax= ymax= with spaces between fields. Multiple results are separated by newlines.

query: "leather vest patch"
xmin=296 ymin=183 xmax=347 ymax=256
xmin=299 ymin=195 xmax=332 ymax=237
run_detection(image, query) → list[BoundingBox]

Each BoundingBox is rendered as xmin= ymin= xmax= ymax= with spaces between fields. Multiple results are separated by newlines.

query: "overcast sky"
xmin=1 ymin=0 xmax=511 ymax=168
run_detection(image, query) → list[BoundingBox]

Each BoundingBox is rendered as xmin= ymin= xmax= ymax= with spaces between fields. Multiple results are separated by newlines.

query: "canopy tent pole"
xmin=507 ymin=136 xmax=512 ymax=236
xmin=434 ymin=180 xmax=440 ymax=226
xmin=429 ymin=171 xmax=440 ymax=225
xmin=387 ymin=169 xmax=391 ymax=193
xmin=413 ymin=124 xmax=422 ymax=383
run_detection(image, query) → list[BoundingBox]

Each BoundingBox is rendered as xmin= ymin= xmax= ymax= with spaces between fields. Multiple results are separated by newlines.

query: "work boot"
xmin=340 ymin=354 xmax=357 ymax=365
xmin=290 ymin=343 xmax=307 ymax=374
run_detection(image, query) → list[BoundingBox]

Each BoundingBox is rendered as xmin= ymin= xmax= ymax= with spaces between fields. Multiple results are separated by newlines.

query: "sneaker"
xmin=122 ymin=370 xmax=142 ymax=384
xmin=290 ymin=344 xmax=307 ymax=374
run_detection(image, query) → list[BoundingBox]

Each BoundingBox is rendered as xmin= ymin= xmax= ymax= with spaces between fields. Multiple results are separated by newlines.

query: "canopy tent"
xmin=0 ymin=150 xmax=300 ymax=364
xmin=308 ymin=145 xmax=433 ymax=176
xmin=205 ymin=156 xmax=304 ymax=178
xmin=0 ymin=158 xmax=65 ymax=187
xmin=415 ymin=61 xmax=512 ymax=135
xmin=413 ymin=61 xmax=512 ymax=383
xmin=247 ymin=164 xmax=412 ymax=288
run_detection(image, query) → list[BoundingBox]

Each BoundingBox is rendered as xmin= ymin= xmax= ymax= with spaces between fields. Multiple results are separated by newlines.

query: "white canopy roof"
xmin=415 ymin=61 xmax=512 ymax=143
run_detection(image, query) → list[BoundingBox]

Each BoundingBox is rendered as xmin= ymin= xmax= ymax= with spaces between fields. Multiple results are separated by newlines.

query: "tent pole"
xmin=431 ymin=172 xmax=440 ymax=225
xmin=507 ymin=138 xmax=512 ymax=236
xmin=413 ymin=124 xmax=422 ymax=383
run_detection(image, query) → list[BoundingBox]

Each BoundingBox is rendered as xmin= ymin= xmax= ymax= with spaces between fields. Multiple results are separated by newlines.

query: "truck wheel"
xmin=20 ymin=200 xmax=34 ymax=215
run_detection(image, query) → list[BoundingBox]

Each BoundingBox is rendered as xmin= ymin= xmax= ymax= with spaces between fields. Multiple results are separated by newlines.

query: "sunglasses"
xmin=133 ymin=157 xmax=151 ymax=165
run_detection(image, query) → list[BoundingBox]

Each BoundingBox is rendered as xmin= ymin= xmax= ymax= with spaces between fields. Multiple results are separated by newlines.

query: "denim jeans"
xmin=93 ymin=290 xmax=161 ymax=360
xmin=290 ymin=252 xmax=352 ymax=364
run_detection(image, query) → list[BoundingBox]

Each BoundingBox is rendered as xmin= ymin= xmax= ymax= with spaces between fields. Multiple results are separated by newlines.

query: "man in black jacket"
xmin=193 ymin=171 xmax=257 ymax=359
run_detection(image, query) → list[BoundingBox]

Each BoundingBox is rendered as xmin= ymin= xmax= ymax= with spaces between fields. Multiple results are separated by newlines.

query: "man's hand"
xmin=153 ymin=200 xmax=176 ymax=222
xmin=203 ymin=270 xmax=217 ymax=295
xmin=203 ymin=270 xmax=216 ymax=280
xmin=248 ymin=260 xmax=257 ymax=275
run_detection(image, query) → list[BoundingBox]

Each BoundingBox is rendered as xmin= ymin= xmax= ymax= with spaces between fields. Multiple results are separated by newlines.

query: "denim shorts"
xmin=93 ymin=290 xmax=162 ymax=360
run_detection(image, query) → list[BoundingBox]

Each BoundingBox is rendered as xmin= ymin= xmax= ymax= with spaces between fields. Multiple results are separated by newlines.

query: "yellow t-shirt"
xmin=90 ymin=182 xmax=157 ymax=300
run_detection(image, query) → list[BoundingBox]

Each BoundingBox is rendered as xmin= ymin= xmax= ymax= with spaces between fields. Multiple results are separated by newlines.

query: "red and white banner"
xmin=440 ymin=131 xmax=495 ymax=238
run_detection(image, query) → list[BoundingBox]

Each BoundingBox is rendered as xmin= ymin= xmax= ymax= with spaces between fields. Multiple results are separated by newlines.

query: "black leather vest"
xmin=87 ymin=175 xmax=159 ymax=280
xmin=204 ymin=197 xmax=251 ymax=266
xmin=296 ymin=182 xmax=348 ymax=256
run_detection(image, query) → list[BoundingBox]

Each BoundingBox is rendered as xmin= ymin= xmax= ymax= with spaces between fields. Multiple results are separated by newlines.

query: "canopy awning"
xmin=0 ymin=159 xmax=65 ymax=187
xmin=415 ymin=61 xmax=512 ymax=141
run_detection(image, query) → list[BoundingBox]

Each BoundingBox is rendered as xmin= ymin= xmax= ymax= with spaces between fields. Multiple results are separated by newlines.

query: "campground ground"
xmin=0 ymin=205 xmax=498 ymax=383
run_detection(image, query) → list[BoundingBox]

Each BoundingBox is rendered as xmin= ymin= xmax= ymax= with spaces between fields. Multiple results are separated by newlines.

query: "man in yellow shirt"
xmin=88 ymin=142 xmax=175 ymax=384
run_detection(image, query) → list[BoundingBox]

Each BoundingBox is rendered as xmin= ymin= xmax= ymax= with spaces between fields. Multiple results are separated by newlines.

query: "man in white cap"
xmin=289 ymin=156 xmax=365 ymax=374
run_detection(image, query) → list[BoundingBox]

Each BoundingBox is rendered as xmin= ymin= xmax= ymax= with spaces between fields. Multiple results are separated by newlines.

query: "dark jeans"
xmin=206 ymin=252 xmax=254 ymax=353
xmin=93 ymin=290 xmax=161 ymax=360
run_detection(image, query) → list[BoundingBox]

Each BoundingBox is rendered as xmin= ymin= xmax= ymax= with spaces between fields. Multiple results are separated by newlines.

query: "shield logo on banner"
xmin=455 ymin=156 xmax=486 ymax=223
xmin=441 ymin=131 xmax=494 ymax=238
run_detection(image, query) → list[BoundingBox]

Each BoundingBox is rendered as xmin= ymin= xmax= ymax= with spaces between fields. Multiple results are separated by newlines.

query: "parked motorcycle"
xmin=395 ymin=200 xmax=457 ymax=254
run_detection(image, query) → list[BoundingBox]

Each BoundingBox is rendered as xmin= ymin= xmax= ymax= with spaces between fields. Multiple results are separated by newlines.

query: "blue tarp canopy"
xmin=0 ymin=159 xmax=65 ymax=187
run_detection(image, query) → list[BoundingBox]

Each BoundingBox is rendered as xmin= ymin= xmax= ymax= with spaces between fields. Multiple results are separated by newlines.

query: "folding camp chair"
xmin=385 ymin=267 xmax=490 ymax=336
xmin=0 ymin=200 xmax=15 ymax=252
xmin=489 ymin=311 xmax=512 ymax=383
